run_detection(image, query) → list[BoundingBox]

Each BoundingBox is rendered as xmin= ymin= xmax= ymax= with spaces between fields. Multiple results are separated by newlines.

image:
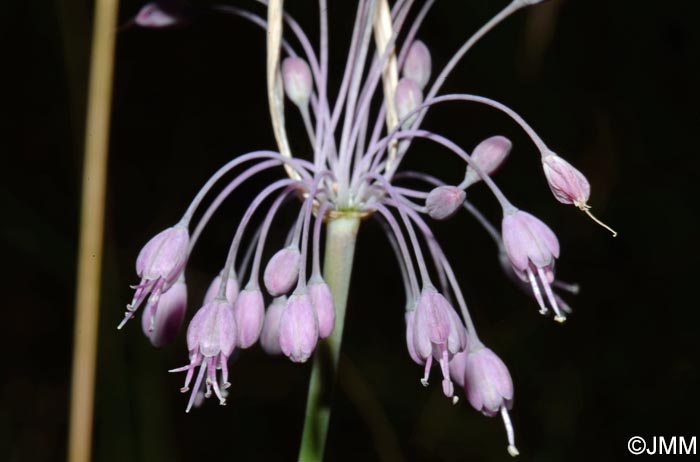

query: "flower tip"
xmin=420 ymin=378 xmax=429 ymax=387
xmin=179 ymin=386 xmax=189 ymax=393
xmin=117 ymin=312 xmax=132 ymax=330
xmin=508 ymin=445 xmax=520 ymax=457
xmin=576 ymin=202 xmax=618 ymax=237
xmin=554 ymin=315 xmax=567 ymax=324
xmin=452 ymin=396 xmax=460 ymax=405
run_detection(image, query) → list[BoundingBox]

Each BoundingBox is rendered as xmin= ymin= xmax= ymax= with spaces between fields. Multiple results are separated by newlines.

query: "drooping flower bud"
xmin=121 ymin=224 xmax=189 ymax=329
xmin=502 ymin=209 xmax=566 ymax=321
xmin=170 ymin=299 xmax=236 ymax=411
xmin=425 ymin=185 xmax=466 ymax=220
xmin=141 ymin=277 xmax=187 ymax=347
xmin=203 ymin=271 xmax=239 ymax=305
xmin=264 ymin=246 xmax=301 ymax=297
xmin=403 ymin=40 xmax=432 ymax=90
xmin=463 ymin=136 xmax=512 ymax=187
xmin=260 ymin=296 xmax=287 ymax=355
xmin=279 ymin=292 xmax=319 ymax=363
xmin=396 ymin=77 xmax=423 ymax=127
xmin=282 ymin=57 xmax=313 ymax=108
xmin=233 ymin=285 xmax=265 ymax=348
xmin=134 ymin=1 xmax=183 ymax=28
xmin=462 ymin=346 xmax=519 ymax=457
xmin=308 ymin=275 xmax=335 ymax=339
xmin=542 ymin=152 xmax=617 ymax=236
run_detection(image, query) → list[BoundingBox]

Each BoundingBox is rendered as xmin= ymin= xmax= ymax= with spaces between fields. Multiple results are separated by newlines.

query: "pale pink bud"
xmin=464 ymin=136 xmax=512 ymax=187
xmin=141 ymin=278 xmax=187 ymax=347
xmin=263 ymin=246 xmax=301 ymax=296
xmin=308 ymin=275 xmax=335 ymax=339
xmin=396 ymin=78 xmax=423 ymax=127
xmin=260 ymin=296 xmax=287 ymax=355
xmin=464 ymin=347 xmax=513 ymax=416
xmin=279 ymin=292 xmax=319 ymax=363
xmin=425 ymin=185 xmax=466 ymax=220
xmin=233 ymin=286 xmax=265 ymax=348
xmin=282 ymin=57 xmax=313 ymax=107
xmin=542 ymin=153 xmax=590 ymax=206
xmin=134 ymin=2 xmax=182 ymax=28
xmin=403 ymin=40 xmax=432 ymax=90
xmin=203 ymin=271 xmax=239 ymax=305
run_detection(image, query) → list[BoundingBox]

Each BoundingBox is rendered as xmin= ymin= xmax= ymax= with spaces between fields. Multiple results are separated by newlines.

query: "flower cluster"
xmin=121 ymin=0 xmax=614 ymax=455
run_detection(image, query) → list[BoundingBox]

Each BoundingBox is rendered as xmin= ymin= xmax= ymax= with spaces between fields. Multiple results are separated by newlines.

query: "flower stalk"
xmin=299 ymin=215 xmax=361 ymax=462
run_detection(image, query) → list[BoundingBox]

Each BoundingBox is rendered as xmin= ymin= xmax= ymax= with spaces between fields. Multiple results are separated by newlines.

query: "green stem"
xmin=298 ymin=215 xmax=361 ymax=462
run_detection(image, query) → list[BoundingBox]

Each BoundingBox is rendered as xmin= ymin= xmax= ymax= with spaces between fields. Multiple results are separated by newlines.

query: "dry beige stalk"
xmin=266 ymin=0 xmax=299 ymax=180
xmin=373 ymin=0 xmax=399 ymax=166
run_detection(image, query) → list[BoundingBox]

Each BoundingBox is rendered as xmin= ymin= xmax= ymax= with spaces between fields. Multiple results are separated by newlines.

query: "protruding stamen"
xmin=421 ymin=355 xmax=432 ymax=387
xmin=537 ymin=267 xmax=566 ymax=323
xmin=526 ymin=269 xmax=548 ymax=315
xmin=117 ymin=312 xmax=133 ymax=330
xmin=576 ymin=202 xmax=617 ymax=237
xmin=186 ymin=362 xmax=208 ymax=413
xmin=452 ymin=396 xmax=459 ymax=405
xmin=500 ymin=407 xmax=519 ymax=457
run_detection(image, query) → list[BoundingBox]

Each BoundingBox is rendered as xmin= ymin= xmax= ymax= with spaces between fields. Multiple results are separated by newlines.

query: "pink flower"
xmin=308 ymin=275 xmax=335 ymax=339
xmin=412 ymin=287 xmax=467 ymax=400
xmin=463 ymin=136 xmax=512 ymax=187
xmin=232 ymin=286 xmax=265 ymax=349
xmin=170 ymin=299 xmax=237 ymax=412
xmin=120 ymin=225 xmax=189 ymax=329
xmin=502 ymin=209 xmax=566 ymax=322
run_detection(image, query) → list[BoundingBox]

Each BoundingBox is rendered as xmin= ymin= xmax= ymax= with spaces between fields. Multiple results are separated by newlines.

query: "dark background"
xmin=3 ymin=0 xmax=699 ymax=461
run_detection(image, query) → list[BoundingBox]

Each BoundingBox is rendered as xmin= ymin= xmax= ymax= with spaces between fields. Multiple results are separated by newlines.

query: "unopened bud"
xmin=308 ymin=275 xmax=335 ymax=338
xmin=203 ymin=271 xmax=239 ymax=305
xmin=464 ymin=136 xmax=512 ymax=187
xmin=260 ymin=296 xmax=287 ymax=355
xmin=403 ymin=40 xmax=431 ymax=90
xmin=425 ymin=186 xmax=466 ymax=220
xmin=542 ymin=152 xmax=617 ymax=236
xmin=264 ymin=246 xmax=301 ymax=296
xmin=396 ymin=78 xmax=423 ymax=128
xmin=233 ymin=286 xmax=265 ymax=348
xmin=279 ymin=292 xmax=318 ymax=363
xmin=282 ymin=57 xmax=313 ymax=108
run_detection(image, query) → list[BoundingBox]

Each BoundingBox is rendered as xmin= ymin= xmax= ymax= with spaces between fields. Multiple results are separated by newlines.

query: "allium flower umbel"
xmin=121 ymin=0 xmax=615 ymax=457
